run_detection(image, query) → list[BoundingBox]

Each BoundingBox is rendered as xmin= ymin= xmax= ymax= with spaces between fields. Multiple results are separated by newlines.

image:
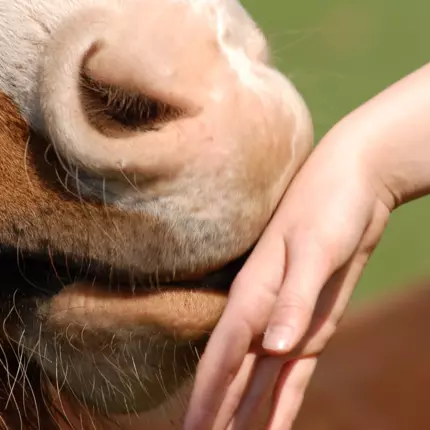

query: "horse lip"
xmin=189 ymin=249 xmax=252 ymax=291
xmin=0 ymin=244 xmax=253 ymax=297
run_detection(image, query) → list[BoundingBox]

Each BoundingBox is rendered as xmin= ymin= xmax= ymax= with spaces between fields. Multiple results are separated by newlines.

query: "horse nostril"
xmin=79 ymin=72 xmax=184 ymax=137
xmin=79 ymin=45 xmax=185 ymax=137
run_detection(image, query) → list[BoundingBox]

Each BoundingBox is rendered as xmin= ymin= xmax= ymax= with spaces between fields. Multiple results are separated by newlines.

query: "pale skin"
xmin=184 ymin=62 xmax=430 ymax=430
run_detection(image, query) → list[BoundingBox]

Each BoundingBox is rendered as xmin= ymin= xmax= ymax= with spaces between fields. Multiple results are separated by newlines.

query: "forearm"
xmin=321 ymin=62 xmax=430 ymax=210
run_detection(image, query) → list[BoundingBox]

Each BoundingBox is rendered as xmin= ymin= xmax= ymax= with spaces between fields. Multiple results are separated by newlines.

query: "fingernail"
xmin=263 ymin=326 xmax=294 ymax=352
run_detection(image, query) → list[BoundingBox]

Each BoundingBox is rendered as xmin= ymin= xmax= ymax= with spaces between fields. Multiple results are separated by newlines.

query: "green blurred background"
xmin=242 ymin=0 xmax=430 ymax=304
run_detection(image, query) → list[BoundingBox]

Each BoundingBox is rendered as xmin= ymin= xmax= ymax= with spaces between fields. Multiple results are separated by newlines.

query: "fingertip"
xmin=263 ymin=325 xmax=295 ymax=353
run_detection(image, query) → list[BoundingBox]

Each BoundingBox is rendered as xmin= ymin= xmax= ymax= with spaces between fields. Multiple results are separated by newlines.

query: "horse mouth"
xmin=0 ymin=244 xmax=252 ymax=339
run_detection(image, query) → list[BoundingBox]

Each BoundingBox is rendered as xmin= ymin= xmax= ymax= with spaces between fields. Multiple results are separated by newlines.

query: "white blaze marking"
xmin=187 ymin=0 xmax=265 ymax=88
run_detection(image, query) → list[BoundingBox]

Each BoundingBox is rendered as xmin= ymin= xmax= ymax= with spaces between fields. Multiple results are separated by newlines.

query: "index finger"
xmin=183 ymin=234 xmax=287 ymax=430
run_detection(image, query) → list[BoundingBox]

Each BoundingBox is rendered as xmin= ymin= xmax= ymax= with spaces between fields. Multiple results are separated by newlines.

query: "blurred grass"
xmin=242 ymin=0 xmax=430 ymax=303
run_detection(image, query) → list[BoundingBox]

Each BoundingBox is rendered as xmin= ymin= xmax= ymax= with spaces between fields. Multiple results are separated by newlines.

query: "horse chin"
xmin=0 ymin=245 xmax=251 ymax=415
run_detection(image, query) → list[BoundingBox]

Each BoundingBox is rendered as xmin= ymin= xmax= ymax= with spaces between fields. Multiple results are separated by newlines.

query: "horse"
xmin=0 ymin=1 xmax=312 ymax=428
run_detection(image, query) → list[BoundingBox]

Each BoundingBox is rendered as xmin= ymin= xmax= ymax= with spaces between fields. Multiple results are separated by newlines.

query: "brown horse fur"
xmin=0 ymin=93 xmax=76 ymax=429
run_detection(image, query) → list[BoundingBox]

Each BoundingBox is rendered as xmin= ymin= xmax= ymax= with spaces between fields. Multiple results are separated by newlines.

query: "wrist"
xmin=324 ymin=63 xmax=430 ymax=210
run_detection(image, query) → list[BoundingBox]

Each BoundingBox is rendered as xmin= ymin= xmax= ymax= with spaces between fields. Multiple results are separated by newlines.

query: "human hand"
xmin=183 ymin=128 xmax=392 ymax=430
xmin=184 ymin=63 xmax=430 ymax=430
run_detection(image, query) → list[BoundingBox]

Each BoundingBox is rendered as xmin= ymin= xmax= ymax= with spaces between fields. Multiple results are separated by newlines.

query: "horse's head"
xmin=0 ymin=1 xmax=313 ymax=428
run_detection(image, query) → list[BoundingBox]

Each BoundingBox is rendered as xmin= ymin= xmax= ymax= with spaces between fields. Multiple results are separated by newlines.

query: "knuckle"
xmin=290 ymin=226 xmax=340 ymax=271
xmin=276 ymin=291 xmax=312 ymax=316
xmin=268 ymin=291 xmax=314 ymax=333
